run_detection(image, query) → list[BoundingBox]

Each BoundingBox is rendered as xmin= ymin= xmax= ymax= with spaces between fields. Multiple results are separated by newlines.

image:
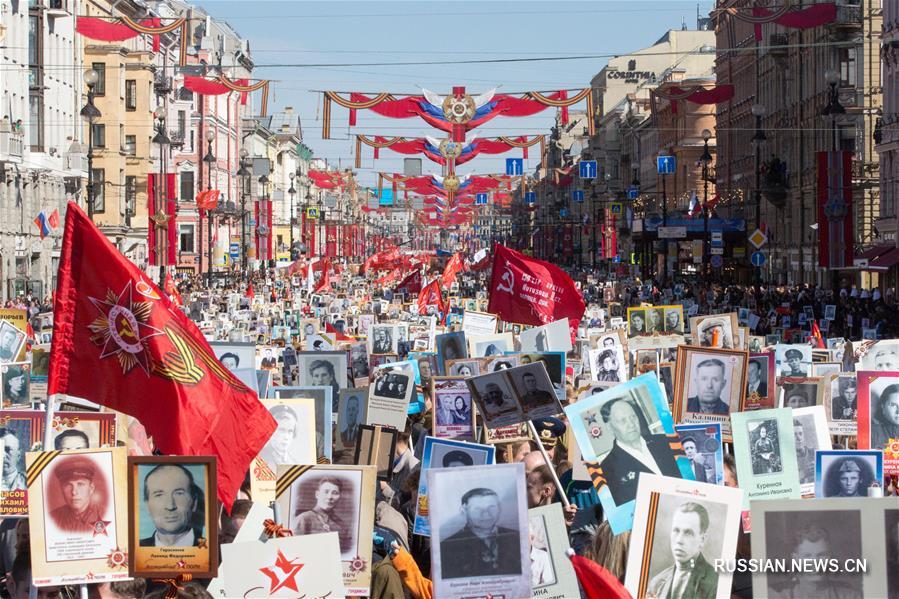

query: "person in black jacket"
xmin=439 ymin=487 xmax=521 ymax=579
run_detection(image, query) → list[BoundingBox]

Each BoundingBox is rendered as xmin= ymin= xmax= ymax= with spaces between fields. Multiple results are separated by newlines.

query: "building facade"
xmin=0 ymin=0 xmax=84 ymax=301
xmin=715 ymin=0 xmax=882 ymax=286
xmin=874 ymin=0 xmax=899 ymax=288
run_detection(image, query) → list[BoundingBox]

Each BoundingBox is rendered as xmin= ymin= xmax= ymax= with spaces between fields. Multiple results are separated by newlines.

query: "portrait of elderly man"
xmin=439 ymin=487 xmax=521 ymax=579
xmin=698 ymin=318 xmax=732 ymax=349
xmin=597 ymin=397 xmax=681 ymax=505
xmin=49 ymin=457 xmax=106 ymax=534
xmin=293 ymin=477 xmax=352 ymax=554
xmin=140 ymin=464 xmax=204 ymax=547
xmin=686 ymin=359 xmax=731 ymax=415
xmin=648 ymin=502 xmax=719 ymax=599
xmin=0 ymin=428 xmax=26 ymax=492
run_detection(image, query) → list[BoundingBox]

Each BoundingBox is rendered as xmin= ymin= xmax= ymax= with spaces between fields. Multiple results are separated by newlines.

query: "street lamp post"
xmin=820 ymin=69 xmax=845 ymax=287
xmin=751 ymin=103 xmax=767 ymax=286
xmin=700 ymin=129 xmax=713 ymax=280
xmin=80 ymin=69 xmax=101 ymax=222
xmin=203 ymin=129 xmax=215 ymax=288
xmin=288 ymin=171 xmax=297 ymax=258
xmin=151 ymin=105 xmax=171 ymax=287
xmin=237 ymin=148 xmax=251 ymax=279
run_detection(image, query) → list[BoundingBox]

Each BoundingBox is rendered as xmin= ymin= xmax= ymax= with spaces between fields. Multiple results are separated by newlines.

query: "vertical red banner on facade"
xmin=255 ymin=199 xmax=273 ymax=261
xmin=325 ymin=224 xmax=337 ymax=257
xmin=147 ymin=173 xmax=177 ymax=266
xmin=817 ymin=150 xmax=853 ymax=269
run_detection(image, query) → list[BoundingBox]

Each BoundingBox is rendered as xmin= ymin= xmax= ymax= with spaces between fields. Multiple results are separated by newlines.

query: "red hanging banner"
xmin=147 ymin=173 xmax=177 ymax=267
xmin=817 ymin=151 xmax=853 ymax=269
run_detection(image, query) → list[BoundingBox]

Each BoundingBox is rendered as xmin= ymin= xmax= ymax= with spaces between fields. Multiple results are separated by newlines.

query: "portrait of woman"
xmin=871 ymin=383 xmax=899 ymax=450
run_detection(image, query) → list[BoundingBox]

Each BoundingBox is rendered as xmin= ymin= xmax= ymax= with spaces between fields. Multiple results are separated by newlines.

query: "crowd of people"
xmin=0 ymin=253 xmax=897 ymax=599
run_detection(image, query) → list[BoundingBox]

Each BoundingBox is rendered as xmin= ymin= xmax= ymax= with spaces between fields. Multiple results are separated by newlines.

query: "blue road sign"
xmin=579 ymin=160 xmax=597 ymax=179
xmin=627 ymin=186 xmax=639 ymax=199
xmin=751 ymin=251 xmax=767 ymax=267
xmin=525 ymin=191 xmax=537 ymax=204
xmin=476 ymin=193 xmax=488 ymax=205
xmin=229 ymin=243 xmax=240 ymax=258
xmin=657 ymin=155 xmax=676 ymax=175
xmin=610 ymin=202 xmax=622 ymax=214
xmin=560 ymin=208 xmax=569 ymax=218
xmin=710 ymin=255 xmax=724 ymax=268
xmin=505 ymin=158 xmax=524 ymax=176
xmin=572 ymin=190 xmax=585 ymax=203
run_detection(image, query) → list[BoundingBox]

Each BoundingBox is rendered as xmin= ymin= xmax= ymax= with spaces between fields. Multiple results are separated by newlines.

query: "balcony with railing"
xmin=0 ymin=129 xmax=24 ymax=163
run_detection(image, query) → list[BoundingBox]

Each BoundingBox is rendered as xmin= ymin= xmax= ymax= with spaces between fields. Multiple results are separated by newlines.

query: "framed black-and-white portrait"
xmin=625 ymin=474 xmax=743 ymax=599
xmin=1 ymin=362 xmax=31 ymax=408
xmin=588 ymin=346 xmax=627 ymax=383
xmin=446 ymin=358 xmax=480 ymax=378
xmin=791 ymin=406 xmax=831 ymax=496
xmin=673 ymin=346 xmax=748 ymax=441
xmin=774 ymin=343 xmax=812 ymax=378
xmin=436 ymin=331 xmax=468 ymax=374
xmin=859 ymin=340 xmax=899 ymax=372
xmin=274 ymin=387 xmax=333 ymax=461
xmin=432 ymin=377 xmax=476 ymax=441
xmin=688 ymin=314 xmax=738 ymax=349
xmin=466 ymin=370 xmax=522 ymax=428
xmin=336 ymin=388 xmax=367 ymax=452
xmin=276 ymin=464 xmax=376 ymax=595
xmin=208 ymin=341 xmax=255 ymax=374
xmin=369 ymin=324 xmax=397 ymax=355
xmin=0 ymin=321 xmax=27 ymax=365
xmin=507 ymin=362 xmax=562 ymax=420
xmin=779 ymin=378 xmax=823 ymax=410
xmin=826 ymin=374 xmax=858 ymax=436
xmin=428 ymin=463 xmax=530 ymax=599
xmin=296 ymin=351 xmax=348 ymax=403
xmin=815 ymin=450 xmax=882 ymax=498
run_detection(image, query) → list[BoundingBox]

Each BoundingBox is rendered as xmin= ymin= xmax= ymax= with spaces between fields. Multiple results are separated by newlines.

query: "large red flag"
xmin=314 ymin=267 xmax=332 ymax=293
xmin=487 ymin=244 xmax=585 ymax=338
xmin=417 ymin=279 xmax=446 ymax=316
xmin=441 ymin=252 xmax=465 ymax=287
xmin=394 ymin=270 xmax=423 ymax=295
xmin=48 ymin=202 xmax=275 ymax=510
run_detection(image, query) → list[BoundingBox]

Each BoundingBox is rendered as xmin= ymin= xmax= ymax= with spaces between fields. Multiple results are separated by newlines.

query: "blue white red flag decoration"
xmin=817 ymin=150 xmax=853 ymax=269
xmin=323 ymin=87 xmax=595 ymax=141
xmin=33 ymin=212 xmax=51 ymax=239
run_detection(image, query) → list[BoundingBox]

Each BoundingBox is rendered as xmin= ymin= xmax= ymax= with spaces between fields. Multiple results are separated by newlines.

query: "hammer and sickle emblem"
xmin=496 ymin=266 xmax=515 ymax=294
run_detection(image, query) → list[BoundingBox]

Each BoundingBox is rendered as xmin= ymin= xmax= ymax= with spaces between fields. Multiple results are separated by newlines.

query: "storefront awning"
xmin=866 ymin=246 xmax=899 ymax=271
xmin=853 ymin=244 xmax=894 ymax=268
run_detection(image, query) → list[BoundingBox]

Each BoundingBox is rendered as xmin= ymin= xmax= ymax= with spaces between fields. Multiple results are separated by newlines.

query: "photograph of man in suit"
xmin=48 ymin=457 xmax=106 ymax=534
xmin=681 ymin=437 xmax=708 ymax=483
xmin=0 ymin=429 xmax=26 ymax=492
xmin=686 ymin=359 xmax=731 ymax=416
xmin=647 ymin=502 xmax=719 ymax=599
xmin=597 ymin=397 xmax=681 ymax=505
xmin=340 ymin=395 xmax=361 ymax=447
xmin=140 ymin=464 xmax=204 ymax=547
xmin=746 ymin=359 xmax=768 ymax=398
xmin=440 ymin=487 xmax=521 ymax=579
xmin=219 ymin=352 xmax=240 ymax=372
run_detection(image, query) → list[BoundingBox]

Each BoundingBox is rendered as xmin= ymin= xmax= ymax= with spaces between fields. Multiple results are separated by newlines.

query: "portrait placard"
xmin=461 ymin=310 xmax=498 ymax=337
xmin=431 ymin=377 xmax=476 ymax=441
xmin=778 ymin=377 xmax=824 ymax=410
xmin=128 ymin=456 xmax=218 ymax=578
xmin=858 ymin=340 xmax=899 ymax=372
xmin=366 ymin=362 xmax=416 ymax=430
xmin=0 ymin=319 xmax=27 ymax=364
xmin=468 ymin=333 xmax=515 ymax=358
xmin=742 ymin=352 xmax=777 ymax=411
xmin=27 ymin=447 xmax=129 ymax=587
xmin=815 ymin=450 xmax=883 ymax=498
xmin=688 ymin=313 xmax=739 ymax=349
xmin=353 ymin=424 xmax=397 ymax=481
xmin=527 ymin=503 xmax=580 ymax=598
xmin=273 ymin=388 xmax=333 ymax=461
xmin=825 ymin=373 xmax=858 ymax=436
xmin=856 ymin=370 xmax=899 ymax=476
xmin=0 ymin=410 xmax=44 ymax=515
xmin=1 ymin=362 xmax=31 ymax=408
xmin=436 ymin=331 xmax=468 ymax=375
xmin=221 ymin=533 xmax=345 ymax=599
xmin=445 ymin=358 xmax=480 ymax=377
xmin=519 ymin=318 xmax=573 ymax=353
xmin=428 ymin=463 xmax=531 ymax=599
xmin=369 ymin=324 xmax=398 ymax=355
xmin=774 ymin=343 xmax=812 ymax=378
xmin=790 ymin=405 xmax=831 ymax=497
xmin=337 ymin=388 xmax=368 ymax=452
xmin=208 ymin=341 xmax=255 ymax=374
xmin=730 ymin=408 xmax=801 ymax=507
xmin=673 ymin=346 xmax=749 ymax=441
xmin=564 ymin=373 xmax=691 ymax=534
xmin=675 ymin=423 xmax=724 ymax=485
xmin=413 ymin=436 xmax=496 ymax=536
xmin=467 ymin=362 xmax=562 ymax=428
xmin=295 ymin=351 xmax=348 ymax=401
xmin=625 ymin=474 xmax=743 ymax=599
xmin=276 ymin=464 xmax=375 ymax=595
xmin=588 ymin=346 xmax=628 ymax=384
xmin=750 ymin=498 xmax=897 ymax=598
xmin=48 ymin=412 xmax=116 ymax=450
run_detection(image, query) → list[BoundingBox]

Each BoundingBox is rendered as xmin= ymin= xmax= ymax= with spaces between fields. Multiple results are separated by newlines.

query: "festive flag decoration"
xmin=441 ymin=252 xmax=466 ymax=288
xmin=394 ymin=270 xmax=423 ymax=295
xmin=47 ymin=202 xmax=276 ymax=510
xmin=48 ymin=208 xmax=61 ymax=230
xmin=195 ymin=189 xmax=221 ymax=211
xmin=33 ymin=212 xmax=51 ymax=239
xmin=417 ymin=279 xmax=446 ymax=317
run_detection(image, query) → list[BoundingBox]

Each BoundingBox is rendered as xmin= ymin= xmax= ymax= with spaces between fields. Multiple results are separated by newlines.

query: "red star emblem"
xmin=175 ymin=560 xmax=187 ymax=569
xmin=259 ymin=549 xmax=304 ymax=594
xmin=92 ymin=520 xmax=111 ymax=537
xmin=87 ymin=281 xmax=164 ymax=376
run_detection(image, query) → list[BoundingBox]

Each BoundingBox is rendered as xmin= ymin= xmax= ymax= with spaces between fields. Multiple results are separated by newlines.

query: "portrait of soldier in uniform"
xmin=48 ymin=457 xmax=106 ymax=534
xmin=292 ymin=477 xmax=354 ymax=555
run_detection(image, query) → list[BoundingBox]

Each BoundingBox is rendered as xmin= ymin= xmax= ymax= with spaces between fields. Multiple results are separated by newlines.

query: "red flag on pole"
xmin=47 ymin=202 xmax=275 ymax=510
xmin=314 ymin=267 xmax=332 ymax=293
xmin=417 ymin=279 xmax=446 ymax=316
xmin=487 ymin=243 xmax=585 ymax=338
xmin=163 ymin=273 xmax=183 ymax=307
xmin=394 ymin=270 xmax=423 ymax=295
xmin=441 ymin=252 xmax=465 ymax=287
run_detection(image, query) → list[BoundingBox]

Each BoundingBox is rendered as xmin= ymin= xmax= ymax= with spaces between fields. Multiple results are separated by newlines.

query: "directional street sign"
xmin=710 ymin=255 xmax=724 ymax=268
xmin=751 ymin=251 xmax=767 ymax=267
xmin=572 ymin=190 xmax=585 ymax=203
xmin=476 ymin=193 xmax=488 ymax=205
xmin=560 ymin=208 xmax=569 ymax=218
xmin=610 ymin=202 xmax=622 ymax=214
xmin=229 ymin=242 xmax=240 ymax=259
xmin=627 ymin=186 xmax=639 ymax=199
xmin=579 ymin=160 xmax=597 ymax=179
xmin=749 ymin=228 xmax=768 ymax=249
xmin=657 ymin=155 xmax=676 ymax=175
xmin=525 ymin=192 xmax=537 ymax=204
xmin=505 ymin=158 xmax=524 ymax=176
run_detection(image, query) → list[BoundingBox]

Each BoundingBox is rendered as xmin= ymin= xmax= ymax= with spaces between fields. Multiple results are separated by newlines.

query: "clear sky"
xmin=197 ymin=0 xmax=715 ymax=187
